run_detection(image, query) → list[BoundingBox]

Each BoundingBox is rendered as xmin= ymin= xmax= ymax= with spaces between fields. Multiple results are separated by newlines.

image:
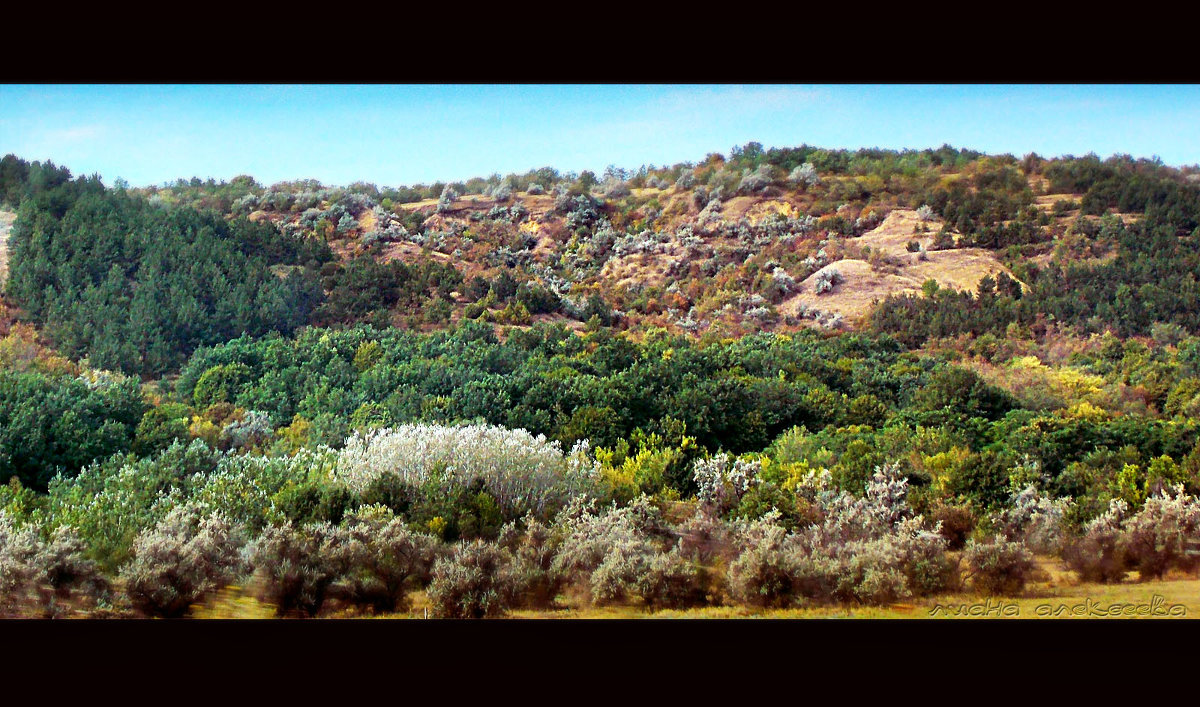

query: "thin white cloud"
xmin=42 ymin=124 xmax=107 ymax=144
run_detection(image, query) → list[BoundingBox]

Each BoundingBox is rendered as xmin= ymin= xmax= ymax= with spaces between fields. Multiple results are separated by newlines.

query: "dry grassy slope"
xmin=780 ymin=209 xmax=1024 ymax=327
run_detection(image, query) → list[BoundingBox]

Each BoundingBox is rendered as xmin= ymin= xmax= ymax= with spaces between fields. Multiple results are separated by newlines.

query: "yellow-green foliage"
xmin=922 ymin=447 xmax=973 ymax=495
xmin=353 ymin=340 xmax=383 ymax=372
xmin=1111 ymin=463 xmax=1146 ymax=507
xmin=594 ymin=433 xmax=690 ymax=504
xmin=189 ymin=416 xmax=222 ymax=448
xmin=275 ymin=414 xmax=313 ymax=454
xmin=981 ymin=355 xmax=1121 ymax=415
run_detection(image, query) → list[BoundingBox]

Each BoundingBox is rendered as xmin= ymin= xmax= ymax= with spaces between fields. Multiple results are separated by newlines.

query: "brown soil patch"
xmin=781 ymin=209 xmax=1024 ymax=326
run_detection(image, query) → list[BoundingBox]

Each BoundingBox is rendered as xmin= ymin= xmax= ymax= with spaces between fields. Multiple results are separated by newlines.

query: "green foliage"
xmin=6 ymin=188 xmax=328 ymax=376
xmin=0 ymin=368 xmax=146 ymax=490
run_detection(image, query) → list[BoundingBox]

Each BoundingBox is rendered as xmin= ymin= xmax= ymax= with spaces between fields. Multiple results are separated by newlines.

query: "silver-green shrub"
xmin=120 ymin=503 xmax=247 ymax=618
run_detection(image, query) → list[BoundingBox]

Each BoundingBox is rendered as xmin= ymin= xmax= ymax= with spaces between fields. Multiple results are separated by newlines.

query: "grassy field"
xmin=191 ymin=556 xmax=1200 ymax=619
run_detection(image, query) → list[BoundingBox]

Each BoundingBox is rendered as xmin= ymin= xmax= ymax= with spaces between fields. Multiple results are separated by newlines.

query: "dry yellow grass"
xmin=779 ymin=209 xmax=1023 ymax=326
xmin=187 ymin=554 xmax=1200 ymax=620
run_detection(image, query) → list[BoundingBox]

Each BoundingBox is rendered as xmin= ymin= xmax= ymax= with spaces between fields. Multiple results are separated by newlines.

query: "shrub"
xmin=121 ymin=504 xmax=247 ymax=618
xmin=788 ymin=163 xmax=820 ymax=189
xmin=1118 ymin=485 xmax=1200 ymax=580
xmin=221 ymin=410 xmax=274 ymax=451
xmin=328 ymin=505 xmax=441 ymax=613
xmin=992 ymin=485 xmax=1071 ymax=554
xmin=436 ymin=185 xmax=458 ymax=213
xmin=931 ymin=229 xmax=955 ymax=250
xmin=963 ymin=536 xmax=1036 ymax=596
xmin=428 ymin=539 xmax=519 ymax=618
xmin=677 ymin=509 xmax=734 ymax=564
xmin=928 ymin=502 xmax=975 ymax=550
xmin=335 ymin=424 xmax=600 ymax=518
xmin=0 ymin=511 xmax=40 ymax=616
xmin=727 ymin=465 xmax=957 ymax=607
xmin=726 ymin=514 xmax=797 ymax=607
xmin=692 ymin=453 xmax=761 ymax=514
xmin=634 ymin=547 xmax=706 ymax=610
xmin=248 ymin=521 xmax=343 ymax=617
xmin=526 ymin=183 xmax=545 ymax=195
xmin=737 ymin=165 xmax=777 ymax=194
xmin=498 ymin=517 xmax=564 ymax=609
xmin=813 ymin=268 xmax=842 ymax=295
xmin=1062 ymin=499 xmax=1129 ymax=583
xmin=29 ymin=525 xmax=112 ymax=617
xmin=551 ymin=496 xmax=675 ymax=601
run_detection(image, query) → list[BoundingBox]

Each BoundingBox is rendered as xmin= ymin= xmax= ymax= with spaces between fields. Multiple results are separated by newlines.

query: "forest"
xmin=1 ymin=145 xmax=1200 ymax=618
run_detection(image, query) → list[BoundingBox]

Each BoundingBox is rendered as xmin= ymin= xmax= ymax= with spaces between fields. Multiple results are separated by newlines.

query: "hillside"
xmin=3 ymin=146 xmax=1200 ymax=620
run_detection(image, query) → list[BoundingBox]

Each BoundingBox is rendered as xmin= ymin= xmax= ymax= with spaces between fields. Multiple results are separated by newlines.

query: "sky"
xmin=2 ymin=85 xmax=1198 ymax=188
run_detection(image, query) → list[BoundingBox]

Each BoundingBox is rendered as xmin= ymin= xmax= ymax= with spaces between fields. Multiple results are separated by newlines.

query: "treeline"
xmin=2 ymin=156 xmax=333 ymax=376
xmin=174 ymin=322 xmax=931 ymax=464
xmin=872 ymin=206 xmax=1200 ymax=345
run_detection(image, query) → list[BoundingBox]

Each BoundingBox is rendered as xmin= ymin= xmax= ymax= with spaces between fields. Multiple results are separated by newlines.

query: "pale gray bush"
xmin=788 ymin=162 xmax=820 ymax=188
xmin=963 ymin=536 xmax=1036 ymax=596
xmin=121 ymin=504 xmax=247 ymax=618
xmin=1119 ymin=486 xmax=1200 ymax=580
xmin=428 ymin=539 xmax=520 ymax=618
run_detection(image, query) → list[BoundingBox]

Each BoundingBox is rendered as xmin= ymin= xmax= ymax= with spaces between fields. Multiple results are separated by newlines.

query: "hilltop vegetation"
xmin=2 ymin=144 xmax=1200 ymax=618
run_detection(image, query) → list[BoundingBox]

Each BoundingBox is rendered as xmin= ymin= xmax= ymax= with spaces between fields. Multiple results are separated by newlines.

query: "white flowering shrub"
xmin=0 ymin=511 xmax=40 ymax=616
xmin=336 ymin=212 xmax=357 ymax=234
xmin=788 ymin=162 xmax=820 ymax=188
xmin=992 ymin=485 xmax=1072 ymax=554
xmin=1118 ymin=485 xmax=1200 ymax=580
xmin=693 ymin=454 xmax=762 ymax=513
xmin=232 ymin=193 xmax=259 ymax=214
xmin=854 ymin=210 xmax=883 ymax=232
xmin=737 ymin=165 xmax=777 ymax=194
xmin=772 ymin=267 xmax=798 ymax=295
xmin=816 ymin=311 xmax=844 ymax=329
xmin=550 ymin=496 xmax=676 ymax=601
xmin=497 ymin=516 xmax=564 ymax=608
xmin=27 ymin=525 xmax=112 ymax=617
xmin=676 ymin=171 xmax=696 ymax=189
xmin=553 ymin=496 xmax=703 ymax=611
xmin=120 ymin=503 xmax=248 ymax=618
xmin=488 ymin=181 xmax=514 ymax=201
xmin=601 ymin=178 xmax=631 ymax=198
xmin=916 ymin=204 xmax=936 ymax=221
xmin=697 ymin=198 xmax=723 ymax=230
xmin=335 ymin=424 xmax=600 ymax=517
xmin=526 ymin=182 xmax=545 ymax=195
xmin=727 ymin=464 xmax=957 ymax=606
xmin=323 ymin=506 xmax=442 ymax=613
xmin=436 ymin=185 xmax=458 ymax=213
xmin=1062 ymin=499 xmax=1129 ymax=583
xmin=963 ymin=536 xmax=1036 ymax=596
xmin=221 ymin=410 xmax=274 ymax=450
xmin=813 ymin=268 xmax=843 ymax=295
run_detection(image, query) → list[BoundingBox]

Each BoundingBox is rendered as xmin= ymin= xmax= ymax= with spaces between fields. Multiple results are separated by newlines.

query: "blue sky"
xmin=2 ymin=85 xmax=1198 ymax=188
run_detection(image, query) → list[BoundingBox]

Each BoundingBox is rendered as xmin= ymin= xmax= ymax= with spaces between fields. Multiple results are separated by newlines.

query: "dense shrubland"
xmin=2 ymin=145 xmax=1200 ymax=617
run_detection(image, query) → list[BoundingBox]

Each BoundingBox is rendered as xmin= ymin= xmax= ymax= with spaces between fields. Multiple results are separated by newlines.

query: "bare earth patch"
xmin=780 ymin=209 xmax=1023 ymax=326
